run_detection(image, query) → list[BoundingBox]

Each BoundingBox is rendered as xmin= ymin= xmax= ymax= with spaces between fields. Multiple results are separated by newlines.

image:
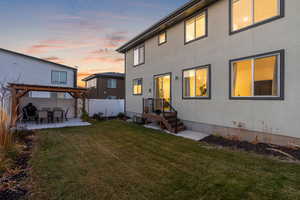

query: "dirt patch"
xmin=201 ymin=135 xmax=300 ymax=161
xmin=0 ymin=133 xmax=34 ymax=200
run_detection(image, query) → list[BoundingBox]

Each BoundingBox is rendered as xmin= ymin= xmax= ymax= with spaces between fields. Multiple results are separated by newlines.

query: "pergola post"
xmin=74 ymin=97 xmax=78 ymax=118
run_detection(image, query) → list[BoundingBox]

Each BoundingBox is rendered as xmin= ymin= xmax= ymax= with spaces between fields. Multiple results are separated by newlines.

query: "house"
xmin=82 ymin=72 xmax=125 ymax=99
xmin=0 ymin=48 xmax=86 ymax=124
xmin=117 ymin=0 xmax=300 ymax=146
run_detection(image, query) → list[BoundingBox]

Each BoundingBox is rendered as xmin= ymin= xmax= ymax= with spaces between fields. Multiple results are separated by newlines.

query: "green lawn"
xmin=30 ymin=120 xmax=300 ymax=200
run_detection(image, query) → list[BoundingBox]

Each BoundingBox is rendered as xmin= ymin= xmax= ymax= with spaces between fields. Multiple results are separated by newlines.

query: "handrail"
xmin=143 ymin=98 xmax=178 ymax=133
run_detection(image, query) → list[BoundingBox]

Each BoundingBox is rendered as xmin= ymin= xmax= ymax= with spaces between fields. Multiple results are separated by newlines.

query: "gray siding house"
xmin=117 ymin=0 xmax=300 ymax=146
xmin=0 ymin=48 xmax=79 ymax=119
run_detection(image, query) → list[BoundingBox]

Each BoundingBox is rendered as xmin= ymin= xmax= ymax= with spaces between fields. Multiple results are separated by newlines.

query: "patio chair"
xmin=38 ymin=110 xmax=48 ymax=124
xmin=64 ymin=108 xmax=69 ymax=121
xmin=53 ymin=110 xmax=64 ymax=123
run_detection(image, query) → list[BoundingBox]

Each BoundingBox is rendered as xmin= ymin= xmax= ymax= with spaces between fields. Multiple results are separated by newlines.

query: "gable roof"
xmin=0 ymin=48 xmax=77 ymax=71
xmin=116 ymin=0 xmax=219 ymax=53
xmin=82 ymin=72 xmax=125 ymax=81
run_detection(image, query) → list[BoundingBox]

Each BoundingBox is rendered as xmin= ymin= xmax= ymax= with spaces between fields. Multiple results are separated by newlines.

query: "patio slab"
xmin=144 ymin=123 xmax=209 ymax=141
xmin=18 ymin=118 xmax=91 ymax=130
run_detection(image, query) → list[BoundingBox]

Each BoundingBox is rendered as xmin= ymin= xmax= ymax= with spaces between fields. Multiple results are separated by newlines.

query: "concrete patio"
xmin=144 ymin=123 xmax=209 ymax=141
xmin=18 ymin=118 xmax=91 ymax=130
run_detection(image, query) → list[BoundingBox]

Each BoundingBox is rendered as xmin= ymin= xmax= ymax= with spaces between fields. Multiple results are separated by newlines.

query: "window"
xmin=133 ymin=79 xmax=143 ymax=95
xmin=87 ymin=78 xmax=97 ymax=88
xmin=231 ymin=0 xmax=283 ymax=33
xmin=183 ymin=65 xmax=210 ymax=99
xmin=133 ymin=45 xmax=145 ymax=66
xmin=158 ymin=32 xmax=167 ymax=45
xmin=185 ymin=11 xmax=207 ymax=44
xmin=230 ymin=50 xmax=284 ymax=99
xmin=107 ymin=79 xmax=117 ymax=89
xmin=51 ymin=71 xmax=67 ymax=84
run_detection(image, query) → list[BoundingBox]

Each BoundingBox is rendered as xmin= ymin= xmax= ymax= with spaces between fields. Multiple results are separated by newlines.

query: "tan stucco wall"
xmin=125 ymin=0 xmax=300 ymax=139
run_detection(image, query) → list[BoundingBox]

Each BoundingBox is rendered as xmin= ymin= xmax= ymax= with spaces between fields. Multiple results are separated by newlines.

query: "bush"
xmin=117 ymin=112 xmax=126 ymax=119
xmin=93 ymin=112 xmax=104 ymax=121
xmin=0 ymin=107 xmax=14 ymax=150
xmin=81 ymin=110 xmax=90 ymax=122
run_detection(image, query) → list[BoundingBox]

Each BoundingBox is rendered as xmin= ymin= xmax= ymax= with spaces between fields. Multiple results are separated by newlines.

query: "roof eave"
xmin=116 ymin=0 xmax=218 ymax=53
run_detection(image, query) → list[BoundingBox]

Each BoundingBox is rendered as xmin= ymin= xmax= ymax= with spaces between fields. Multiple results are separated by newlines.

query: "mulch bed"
xmin=0 ymin=132 xmax=34 ymax=200
xmin=201 ymin=135 xmax=300 ymax=161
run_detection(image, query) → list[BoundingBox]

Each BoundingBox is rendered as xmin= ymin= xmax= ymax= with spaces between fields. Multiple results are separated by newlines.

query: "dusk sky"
xmin=0 ymin=0 xmax=188 ymax=86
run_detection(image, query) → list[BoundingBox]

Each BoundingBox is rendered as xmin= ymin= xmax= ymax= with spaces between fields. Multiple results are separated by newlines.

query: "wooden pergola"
xmin=8 ymin=83 xmax=87 ymax=127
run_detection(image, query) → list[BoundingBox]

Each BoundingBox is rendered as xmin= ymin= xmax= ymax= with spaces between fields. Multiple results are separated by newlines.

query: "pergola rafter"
xmin=8 ymin=83 xmax=87 ymax=127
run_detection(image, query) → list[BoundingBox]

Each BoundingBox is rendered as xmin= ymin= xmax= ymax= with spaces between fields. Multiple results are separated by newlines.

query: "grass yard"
xmin=30 ymin=120 xmax=300 ymax=200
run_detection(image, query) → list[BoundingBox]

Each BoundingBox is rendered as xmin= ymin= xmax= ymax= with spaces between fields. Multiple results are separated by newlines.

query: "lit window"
xmin=51 ymin=71 xmax=67 ymax=84
xmin=87 ymin=78 xmax=97 ymax=88
xmin=133 ymin=45 xmax=145 ymax=66
xmin=231 ymin=0 xmax=281 ymax=32
xmin=107 ymin=79 xmax=117 ymax=89
xmin=231 ymin=51 xmax=284 ymax=99
xmin=185 ymin=11 xmax=206 ymax=43
xmin=158 ymin=32 xmax=167 ymax=45
xmin=133 ymin=79 xmax=143 ymax=95
xmin=183 ymin=65 xmax=210 ymax=98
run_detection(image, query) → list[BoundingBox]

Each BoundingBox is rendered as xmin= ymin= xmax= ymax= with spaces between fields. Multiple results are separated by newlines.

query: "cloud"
xmin=83 ymin=56 xmax=124 ymax=64
xmin=42 ymin=56 xmax=64 ymax=64
xmin=25 ymin=39 xmax=94 ymax=54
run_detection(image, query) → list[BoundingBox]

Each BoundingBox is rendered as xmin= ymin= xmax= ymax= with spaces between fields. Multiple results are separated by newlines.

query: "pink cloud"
xmin=42 ymin=56 xmax=65 ymax=64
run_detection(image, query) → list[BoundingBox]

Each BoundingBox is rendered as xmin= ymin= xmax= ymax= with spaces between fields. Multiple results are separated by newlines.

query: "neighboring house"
xmin=0 ymin=48 xmax=80 ymax=119
xmin=117 ymin=0 xmax=300 ymax=146
xmin=82 ymin=72 xmax=125 ymax=99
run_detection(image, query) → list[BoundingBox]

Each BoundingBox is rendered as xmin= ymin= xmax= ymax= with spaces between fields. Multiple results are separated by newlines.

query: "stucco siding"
xmin=125 ymin=0 xmax=300 ymax=138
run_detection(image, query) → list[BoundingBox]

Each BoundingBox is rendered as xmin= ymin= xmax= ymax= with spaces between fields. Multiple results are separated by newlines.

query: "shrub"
xmin=93 ymin=112 xmax=104 ymax=121
xmin=117 ymin=112 xmax=126 ymax=119
xmin=81 ymin=110 xmax=90 ymax=122
xmin=0 ymin=107 xmax=14 ymax=150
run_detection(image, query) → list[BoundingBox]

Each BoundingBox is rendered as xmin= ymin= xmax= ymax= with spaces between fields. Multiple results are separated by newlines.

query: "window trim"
xmin=51 ymin=70 xmax=67 ymax=85
xmin=182 ymin=64 xmax=211 ymax=100
xmin=229 ymin=49 xmax=285 ymax=100
xmin=132 ymin=78 xmax=143 ymax=96
xmin=184 ymin=9 xmax=208 ymax=45
xmin=133 ymin=44 xmax=145 ymax=67
xmin=158 ymin=31 xmax=167 ymax=46
xmin=229 ymin=0 xmax=285 ymax=35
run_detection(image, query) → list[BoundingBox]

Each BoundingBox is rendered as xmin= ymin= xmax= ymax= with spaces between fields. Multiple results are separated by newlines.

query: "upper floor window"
xmin=183 ymin=65 xmax=210 ymax=99
xmin=185 ymin=10 xmax=207 ymax=44
xmin=231 ymin=0 xmax=283 ymax=33
xmin=158 ymin=32 xmax=167 ymax=45
xmin=52 ymin=71 xmax=67 ymax=84
xmin=230 ymin=50 xmax=284 ymax=100
xmin=87 ymin=78 xmax=97 ymax=88
xmin=133 ymin=78 xmax=143 ymax=95
xmin=107 ymin=79 xmax=117 ymax=89
xmin=133 ymin=45 xmax=145 ymax=66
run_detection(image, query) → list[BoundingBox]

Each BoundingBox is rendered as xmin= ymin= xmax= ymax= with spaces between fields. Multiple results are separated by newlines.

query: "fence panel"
xmin=87 ymin=99 xmax=124 ymax=117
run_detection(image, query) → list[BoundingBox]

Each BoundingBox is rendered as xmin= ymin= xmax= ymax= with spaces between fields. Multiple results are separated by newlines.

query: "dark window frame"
xmin=182 ymin=64 xmax=211 ymax=100
xmin=133 ymin=44 xmax=145 ymax=67
xmin=229 ymin=0 xmax=285 ymax=35
xmin=132 ymin=78 xmax=143 ymax=96
xmin=51 ymin=70 xmax=67 ymax=85
xmin=158 ymin=31 xmax=167 ymax=46
xmin=184 ymin=9 xmax=208 ymax=45
xmin=229 ymin=49 xmax=285 ymax=100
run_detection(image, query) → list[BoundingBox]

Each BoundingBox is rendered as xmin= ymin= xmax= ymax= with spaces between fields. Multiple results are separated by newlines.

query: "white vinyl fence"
xmin=87 ymin=99 xmax=124 ymax=117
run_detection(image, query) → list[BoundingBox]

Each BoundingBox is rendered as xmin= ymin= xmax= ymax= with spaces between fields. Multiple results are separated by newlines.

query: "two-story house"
xmin=82 ymin=72 xmax=125 ymax=99
xmin=0 ymin=48 xmax=83 ymax=120
xmin=117 ymin=0 xmax=300 ymax=146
